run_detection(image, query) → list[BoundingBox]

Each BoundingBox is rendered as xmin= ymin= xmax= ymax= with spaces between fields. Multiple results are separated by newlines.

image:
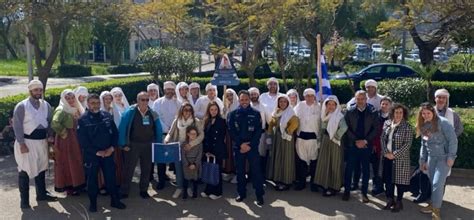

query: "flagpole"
xmin=316 ymin=34 xmax=323 ymax=104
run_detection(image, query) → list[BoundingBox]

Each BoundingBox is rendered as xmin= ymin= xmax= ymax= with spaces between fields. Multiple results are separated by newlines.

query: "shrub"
xmin=376 ymin=79 xmax=474 ymax=108
xmin=446 ymin=54 xmax=473 ymax=72
xmin=432 ymin=71 xmax=474 ymax=82
xmin=107 ymin=65 xmax=144 ymax=75
xmin=57 ymin=64 xmax=92 ymax=77
xmin=377 ymin=78 xmax=426 ymax=108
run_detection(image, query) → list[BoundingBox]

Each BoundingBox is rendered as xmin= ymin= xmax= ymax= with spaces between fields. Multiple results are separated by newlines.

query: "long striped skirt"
xmin=314 ymin=132 xmax=344 ymax=190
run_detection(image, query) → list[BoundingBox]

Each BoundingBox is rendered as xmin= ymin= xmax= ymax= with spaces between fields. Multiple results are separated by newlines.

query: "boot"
xmin=35 ymin=171 xmax=57 ymax=201
xmin=391 ymin=200 xmax=403 ymax=212
xmin=431 ymin=208 xmax=441 ymax=220
xmin=110 ymin=196 xmax=126 ymax=210
xmin=19 ymin=171 xmax=30 ymax=209
xmin=383 ymin=198 xmax=394 ymax=210
xmin=420 ymin=203 xmax=433 ymax=214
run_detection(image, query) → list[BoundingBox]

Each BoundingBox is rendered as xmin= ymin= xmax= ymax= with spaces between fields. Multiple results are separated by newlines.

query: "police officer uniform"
xmin=77 ymin=110 xmax=126 ymax=212
xmin=227 ymin=105 xmax=264 ymax=205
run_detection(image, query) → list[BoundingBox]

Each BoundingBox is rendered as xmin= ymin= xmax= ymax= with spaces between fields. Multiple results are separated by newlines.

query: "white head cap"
xmin=267 ymin=77 xmax=280 ymax=92
xmin=435 ymin=88 xmax=450 ymax=98
xmin=74 ymin=86 xmax=89 ymax=97
xmin=364 ymin=79 xmax=378 ymax=88
xmin=303 ymin=88 xmax=316 ymax=97
xmin=248 ymin=87 xmax=260 ymax=95
xmin=163 ymin=81 xmax=176 ymax=90
xmin=27 ymin=80 xmax=43 ymax=91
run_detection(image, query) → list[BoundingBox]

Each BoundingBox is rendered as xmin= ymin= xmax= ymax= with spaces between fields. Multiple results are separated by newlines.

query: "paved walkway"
xmin=0 ymin=155 xmax=473 ymax=220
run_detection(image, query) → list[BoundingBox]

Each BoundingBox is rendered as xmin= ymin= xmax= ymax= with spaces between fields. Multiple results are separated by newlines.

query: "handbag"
xmin=152 ymin=142 xmax=181 ymax=163
xmin=201 ymin=155 xmax=220 ymax=186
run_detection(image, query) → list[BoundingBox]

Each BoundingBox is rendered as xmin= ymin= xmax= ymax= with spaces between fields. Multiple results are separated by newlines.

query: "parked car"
xmin=330 ymin=63 xmax=418 ymax=90
xmin=371 ymin=44 xmax=383 ymax=53
xmin=297 ymin=48 xmax=311 ymax=58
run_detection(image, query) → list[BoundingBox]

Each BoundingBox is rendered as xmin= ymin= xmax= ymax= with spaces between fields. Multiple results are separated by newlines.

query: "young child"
xmin=182 ymin=126 xmax=203 ymax=199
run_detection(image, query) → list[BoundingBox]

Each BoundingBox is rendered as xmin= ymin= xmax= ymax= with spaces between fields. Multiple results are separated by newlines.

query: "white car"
xmin=371 ymin=44 xmax=383 ymax=53
xmin=297 ymin=49 xmax=311 ymax=58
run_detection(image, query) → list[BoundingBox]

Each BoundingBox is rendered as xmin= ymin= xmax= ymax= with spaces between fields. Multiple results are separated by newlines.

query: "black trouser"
xmin=85 ymin=155 xmax=120 ymax=205
xmin=121 ymin=142 xmax=152 ymax=194
xmin=353 ymin=151 xmax=382 ymax=190
xmin=383 ymin=158 xmax=407 ymax=201
xmin=204 ymin=158 xmax=223 ymax=196
xmin=183 ymin=179 xmax=198 ymax=197
xmin=295 ymin=156 xmax=317 ymax=187
xmin=19 ymin=170 xmax=47 ymax=205
xmin=344 ymin=147 xmax=370 ymax=195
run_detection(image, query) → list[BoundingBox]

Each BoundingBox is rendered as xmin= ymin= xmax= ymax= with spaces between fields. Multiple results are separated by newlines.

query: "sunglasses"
xmin=140 ymin=98 xmax=149 ymax=102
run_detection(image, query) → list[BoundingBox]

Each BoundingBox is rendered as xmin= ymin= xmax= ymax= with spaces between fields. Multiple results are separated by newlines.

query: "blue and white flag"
xmin=315 ymin=54 xmax=332 ymax=102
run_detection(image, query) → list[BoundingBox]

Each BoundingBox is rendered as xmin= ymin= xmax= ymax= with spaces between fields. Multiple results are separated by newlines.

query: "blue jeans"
xmin=344 ymin=147 xmax=370 ymax=194
xmin=427 ymin=156 xmax=450 ymax=208
xmin=174 ymin=160 xmax=184 ymax=189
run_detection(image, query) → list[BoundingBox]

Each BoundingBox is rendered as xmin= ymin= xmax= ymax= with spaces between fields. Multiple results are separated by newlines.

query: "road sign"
xmin=211 ymin=54 xmax=240 ymax=86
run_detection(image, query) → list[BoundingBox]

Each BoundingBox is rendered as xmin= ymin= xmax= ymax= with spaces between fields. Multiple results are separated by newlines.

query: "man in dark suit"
xmin=343 ymin=90 xmax=380 ymax=203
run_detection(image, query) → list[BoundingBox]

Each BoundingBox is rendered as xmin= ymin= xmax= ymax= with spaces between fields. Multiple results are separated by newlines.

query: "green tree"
xmin=23 ymin=1 xmax=93 ymax=88
xmin=377 ymin=0 xmax=474 ymax=66
xmin=270 ymin=22 xmax=289 ymax=91
xmin=93 ymin=3 xmax=131 ymax=65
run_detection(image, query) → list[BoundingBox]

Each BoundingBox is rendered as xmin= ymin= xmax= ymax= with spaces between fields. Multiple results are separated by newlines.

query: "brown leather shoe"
xmin=362 ymin=194 xmax=370 ymax=203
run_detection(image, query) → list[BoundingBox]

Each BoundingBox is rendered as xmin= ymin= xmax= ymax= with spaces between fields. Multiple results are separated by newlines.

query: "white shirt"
xmin=251 ymin=101 xmax=267 ymax=129
xmin=152 ymin=97 xmax=181 ymax=133
xmin=259 ymin=92 xmax=283 ymax=124
xmin=194 ymin=96 xmax=224 ymax=119
xmin=23 ymin=99 xmax=49 ymax=135
xmin=295 ymin=101 xmax=321 ymax=134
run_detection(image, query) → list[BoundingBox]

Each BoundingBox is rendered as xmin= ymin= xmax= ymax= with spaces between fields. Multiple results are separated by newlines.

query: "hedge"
xmin=57 ymin=64 xmax=92 ymax=77
xmin=1 ymin=77 xmax=473 ymax=168
xmin=107 ymin=64 xmax=144 ymax=75
xmin=376 ymin=79 xmax=474 ymax=108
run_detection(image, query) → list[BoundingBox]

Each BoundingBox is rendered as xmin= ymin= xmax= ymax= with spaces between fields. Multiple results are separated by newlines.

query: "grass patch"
xmin=0 ymin=59 xmax=112 ymax=77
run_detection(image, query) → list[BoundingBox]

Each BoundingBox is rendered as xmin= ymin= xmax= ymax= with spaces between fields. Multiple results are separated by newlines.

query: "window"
xmin=386 ymin=66 xmax=401 ymax=76
xmin=364 ymin=66 xmax=383 ymax=79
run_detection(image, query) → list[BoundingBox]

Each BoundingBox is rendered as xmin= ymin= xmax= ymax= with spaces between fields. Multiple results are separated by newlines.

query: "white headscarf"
xmin=248 ymin=87 xmax=260 ymax=96
xmin=205 ymin=83 xmax=218 ymax=97
xmin=59 ymin=89 xmax=84 ymax=116
xmin=27 ymin=80 xmax=43 ymax=91
xmin=286 ymin=89 xmax=300 ymax=108
xmin=74 ymin=86 xmax=89 ymax=109
xmin=272 ymin=94 xmax=296 ymax=141
xmin=176 ymin=82 xmax=192 ymax=104
xmin=147 ymin=83 xmax=160 ymax=99
xmin=100 ymin=91 xmax=113 ymax=113
xmin=110 ymin=87 xmax=129 ymax=127
xmin=321 ymin=95 xmax=344 ymax=145
xmin=223 ymin=88 xmax=239 ymax=118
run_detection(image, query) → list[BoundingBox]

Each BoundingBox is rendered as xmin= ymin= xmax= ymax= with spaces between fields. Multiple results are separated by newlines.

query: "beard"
xmin=250 ymin=97 xmax=259 ymax=102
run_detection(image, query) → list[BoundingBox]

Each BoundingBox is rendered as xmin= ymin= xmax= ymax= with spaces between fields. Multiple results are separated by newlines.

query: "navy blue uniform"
xmin=227 ymin=105 xmax=264 ymax=199
xmin=77 ymin=110 xmax=120 ymax=207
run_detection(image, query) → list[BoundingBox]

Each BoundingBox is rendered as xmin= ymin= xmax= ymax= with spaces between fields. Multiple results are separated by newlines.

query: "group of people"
xmin=11 ymin=77 xmax=461 ymax=219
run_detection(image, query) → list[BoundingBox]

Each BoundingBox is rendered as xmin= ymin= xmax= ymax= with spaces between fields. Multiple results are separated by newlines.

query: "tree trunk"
xmin=277 ymin=52 xmax=288 ymax=91
xmin=0 ymin=33 xmax=18 ymax=59
xmin=418 ymin=46 xmax=435 ymax=66
xmin=29 ymin=26 xmax=61 ymax=90
xmin=410 ymin=27 xmax=438 ymax=66
xmin=59 ymin=25 xmax=69 ymax=66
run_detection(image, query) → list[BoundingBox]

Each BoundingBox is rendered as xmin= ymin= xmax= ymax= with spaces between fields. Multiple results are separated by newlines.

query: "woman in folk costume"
xmin=51 ymin=89 xmax=86 ymax=195
xmin=380 ymin=103 xmax=413 ymax=213
xmin=110 ymin=87 xmax=130 ymax=128
xmin=221 ymin=88 xmax=239 ymax=182
xmin=147 ymin=83 xmax=160 ymax=108
xmin=286 ymin=89 xmax=300 ymax=109
xmin=222 ymin=88 xmax=239 ymax=119
xmin=189 ymin=82 xmax=202 ymax=105
xmin=294 ymin=88 xmax=321 ymax=191
xmin=194 ymin=83 xmax=224 ymax=119
xmin=176 ymin=82 xmax=193 ymax=105
xmin=100 ymin=91 xmax=114 ymax=114
xmin=267 ymin=94 xmax=299 ymax=191
xmin=74 ymin=86 xmax=89 ymax=109
xmin=314 ymin=95 xmax=348 ymax=197
xmin=98 ymin=90 xmax=123 ymax=194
